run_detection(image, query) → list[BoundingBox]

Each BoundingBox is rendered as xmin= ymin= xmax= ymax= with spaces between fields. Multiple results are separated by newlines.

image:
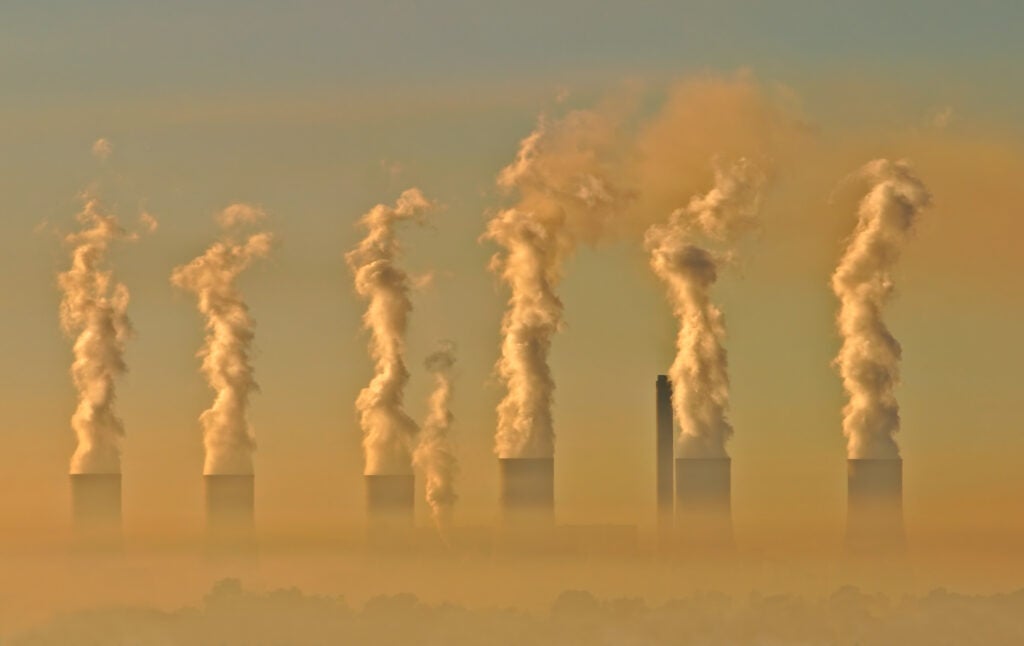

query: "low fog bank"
xmin=10 ymin=578 xmax=1024 ymax=646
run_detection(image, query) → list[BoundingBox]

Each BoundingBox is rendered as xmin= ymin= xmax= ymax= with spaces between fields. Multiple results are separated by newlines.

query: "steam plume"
xmin=645 ymin=159 xmax=765 ymax=458
xmin=832 ymin=159 xmax=931 ymax=459
xmin=413 ymin=342 xmax=458 ymax=531
xmin=91 ymin=138 xmax=113 ymax=161
xmin=346 ymin=188 xmax=436 ymax=475
xmin=58 ymin=195 xmax=138 ymax=474
xmin=171 ymin=204 xmax=272 ymax=475
xmin=484 ymin=111 xmax=631 ymax=458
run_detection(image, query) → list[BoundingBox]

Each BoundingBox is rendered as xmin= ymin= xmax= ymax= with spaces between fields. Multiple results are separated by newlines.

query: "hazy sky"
xmin=1 ymin=1 xmax=1022 ymax=545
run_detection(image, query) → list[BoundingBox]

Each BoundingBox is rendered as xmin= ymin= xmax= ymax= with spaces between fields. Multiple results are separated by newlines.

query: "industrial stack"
xmin=365 ymin=474 xmax=415 ymax=547
xmin=655 ymin=376 xmax=674 ymax=544
xmin=70 ymin=473 xmax=121 ymax=547
xmin=205 ymin=474 xmax=255 ymax=552
xmin=674 ymin=456 xmax=733 ymax=549
xmin=656 ymin=375 xmax=734 ymax=551
xmin=846 ymin=458 xmax=905 ymax=555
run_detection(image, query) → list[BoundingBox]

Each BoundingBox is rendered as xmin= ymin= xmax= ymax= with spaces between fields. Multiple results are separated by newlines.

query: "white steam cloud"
xmin=347 ymin=188 xmax=437 ymax=475
xmin=58 ymin=195 xmax=140 ymax=474
xmin=484 ymin=111 xmax=631 ymax=458
xmin=645 ymin=159 xmax=765 ymax=458
xmin=171 ymin=204 xmax=272 ymax=475
xmin=832 ymin=159 xmax=931 ymax=459
xmin=91 ymin=138 xmax=112 ymax=161
xmin=413 ymin=341 xmax=458 ymax=531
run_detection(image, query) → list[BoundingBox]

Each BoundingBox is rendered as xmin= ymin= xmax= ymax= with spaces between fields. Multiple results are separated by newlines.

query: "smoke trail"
xmin=346 ymin=188 xmax=436 ymax=475
xmin=171 ymin=204 xmax=272 ymax=475
xmin=484 ymin=111 xmax=631 ymax=458
xmin=91 ymin=138 xmax=113 ymax=162
xmin=832 ymin=159 xmax=931 ymax=459
xmin=413 ymin=342 xmax=458 ymax=531
xmin=58 ymin=195 xmax=138 ymax=474
xmin=645 ymin=159 xmax=765 ymax=458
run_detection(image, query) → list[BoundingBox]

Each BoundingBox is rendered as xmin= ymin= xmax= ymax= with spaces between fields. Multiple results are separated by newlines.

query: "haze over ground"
xmin=1 ymin=1 xmax=1022 ymax=642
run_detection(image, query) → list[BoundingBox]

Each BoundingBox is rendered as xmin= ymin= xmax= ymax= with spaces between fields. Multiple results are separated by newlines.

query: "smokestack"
xmin=656 ymin=376 xmax=674 ymax=535
xmin=846 ymin=459 xmax=905 ymax=554
xmin=70 ymin=473 xmax=121 ymax=539
xmin=674 ymin=458 xmax=732 ymax=549
xmin=499 ymin=458 xmax=554 ymax=523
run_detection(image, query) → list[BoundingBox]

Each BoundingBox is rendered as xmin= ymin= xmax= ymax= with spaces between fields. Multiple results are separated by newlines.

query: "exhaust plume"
xmin=413 ymin=342 xmax=458 ymax=531
xmin=58 ymin=194 xmax=140 ymax=474
xmin=832 ymin=159 xmax=931 ymax=459
xmin=484 ymin=110 xmax=632 ymax=458
xmin=91 ymin=138 xmax=113 ymax=162
xmin=645 ymin=159 xmax=765 ymax=458
xmin=346 ymin=188 xmax=436 ymax=475
xmin=171 ymin=204 xmax=272 ymax=475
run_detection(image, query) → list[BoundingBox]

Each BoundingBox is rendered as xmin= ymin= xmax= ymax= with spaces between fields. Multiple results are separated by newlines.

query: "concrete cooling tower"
xmin=499 ymin=457 xmax=554 ymax=522
xmin=846 ymin=458 xmax=905 ymax=554
xmin=364 ymin=474 xmax=415 ymax=548
xmin=366 ymin=474 xmax=415 ymax=521
xmin=675 ymin=457 xmax=733 ymax=549
xmin=70 ymin=473 xmax=121 ymax=543
xmin=205 ymin=475 xmax=255 ymax=550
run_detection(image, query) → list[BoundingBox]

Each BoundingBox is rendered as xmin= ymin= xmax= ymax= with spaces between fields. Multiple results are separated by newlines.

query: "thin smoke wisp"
xmin=413 ymin=342 xmax=458 ymax=532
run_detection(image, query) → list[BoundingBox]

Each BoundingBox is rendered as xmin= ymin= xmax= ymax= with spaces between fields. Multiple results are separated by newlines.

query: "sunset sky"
xmin=1 ymin=0 xmax=1022 ymax=548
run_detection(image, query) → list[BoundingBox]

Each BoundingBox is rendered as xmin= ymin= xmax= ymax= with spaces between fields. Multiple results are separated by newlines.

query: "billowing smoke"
xmin=412 ymin=341 xmax=458 ymax=531
xmin=484 ymin=109 xmax=631 ymax=458
xmin=832 ymin=159 xmax=931 ymax=459
xmin=346 ymin=189 xmax=437 ymax=475
xmin=91 ymin=138 xmax=113 ymax=162
xmin=58 ymin=195 xmax=140 ymax=474
xmin=171 ymin=204 xmax=272 ymax=475
xmin=645 ymin=159 xmax=765 ymax=458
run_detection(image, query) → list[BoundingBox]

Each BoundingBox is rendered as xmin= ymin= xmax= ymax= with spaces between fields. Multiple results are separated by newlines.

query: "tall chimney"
xmin=846 ymin=458 xmax=905 ymax=554
xmin=70 ymin=473 xmax=121 ymax=544
xmin=499 ymin=458 xmax=554 ymax=524
xmin=675 ymin=457 xmax=733 ymax=549
xmin=656 ymin=376 xmax=674 ymax=536
xmin=205 ymin=474 xmax=255 ymax=549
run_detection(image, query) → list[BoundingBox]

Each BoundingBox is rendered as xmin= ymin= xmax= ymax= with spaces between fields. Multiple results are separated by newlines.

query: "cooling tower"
xmin=499 ymin=457 xmax=554 ymax=522
xmin=656 ymin=376 xmax=674 ymax=535
xmin=365 ymin=474 xmax=415 ymax=521
xmin=674 ymin=458 xmax=733 ymax=549
xmin=205 ymin=474 xmax=254 ymax=536
xmin=70 ymin=473 xmax=121 ymax=533
xmin=846 ymin=458 xmax=905 ymax=554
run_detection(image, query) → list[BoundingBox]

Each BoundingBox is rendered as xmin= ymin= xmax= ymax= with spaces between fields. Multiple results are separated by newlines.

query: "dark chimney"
xmin=656 ymin=376 xmax=674 ymax=535
xmin=846 ymin=458 xmax=905 ymax=554
xmin=675 ymin=457 xmax=733 ymax=549
xmin=70 ymin=473 xmax=121 ymax=542
xmin=499 ymin=457 xmax=554 ymax=523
